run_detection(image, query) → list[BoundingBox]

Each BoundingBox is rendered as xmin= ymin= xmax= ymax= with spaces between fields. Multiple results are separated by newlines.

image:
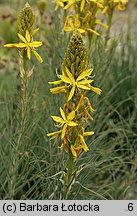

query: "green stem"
xmin=63 ymin=9 xmax=67 ymax=27
xmin=10 ymin=54 xmax=28 ymax=199
xmin=63 ymin=153 xmax=74 ymax=199
xmin=105 ymin=9 xmax=114 ymax=48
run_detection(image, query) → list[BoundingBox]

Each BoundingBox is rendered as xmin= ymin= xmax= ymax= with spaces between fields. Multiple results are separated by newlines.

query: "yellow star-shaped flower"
xmin=64 ymin=14 xmax=100 ymax=35
xmin=60 ymin=67 xmax=101 ymax=101
xmin=64 ymin=14 xmax=86 ymax=34
xmin=50 ymin=107 xmax=78 ymax=139
xmin=4 ymin=30 xmax=43 ymax=63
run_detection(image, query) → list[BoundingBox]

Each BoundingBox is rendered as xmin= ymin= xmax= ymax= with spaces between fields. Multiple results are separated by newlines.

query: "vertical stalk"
xmin=63 ymin=9 xmax=67 ymax=25
xmin=10 ymin=54 xmax=28 ymax=199
xmin=105 ymin=9 xmax=114 ymax=48
xmin=63 ymin=153 xmax=74 ymax=199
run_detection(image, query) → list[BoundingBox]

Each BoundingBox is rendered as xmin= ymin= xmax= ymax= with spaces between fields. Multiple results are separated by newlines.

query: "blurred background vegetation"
xmin=0 ymin=0 xmax=137 ymax=199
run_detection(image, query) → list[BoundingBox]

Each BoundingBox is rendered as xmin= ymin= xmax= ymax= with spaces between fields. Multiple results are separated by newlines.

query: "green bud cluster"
xmin=18 ymin=3 xmax=35 ymax=37
xmin=63 ymin=32 xmax=88 ymax=78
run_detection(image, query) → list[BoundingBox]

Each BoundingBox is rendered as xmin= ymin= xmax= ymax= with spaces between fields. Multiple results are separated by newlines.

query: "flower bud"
xmin=63 ymin=31 xmax=88 ymax=78
xmin=18 ymin=2 xmax=35 ymax=37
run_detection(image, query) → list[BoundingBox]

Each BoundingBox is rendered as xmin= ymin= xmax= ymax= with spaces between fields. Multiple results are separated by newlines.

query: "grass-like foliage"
xmin=0 ymin=1 xmax=137 ymax=199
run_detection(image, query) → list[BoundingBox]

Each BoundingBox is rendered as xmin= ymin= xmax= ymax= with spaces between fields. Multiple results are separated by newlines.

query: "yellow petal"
xmin=61 ymin=124 xmax=67 ymax=139
xmin=50 ymin=86 xmax=67 ymax=94
xmin=87 ymin=28 xmax=100 ymax=36
xmin=51 ymin=116 xmax=63 ymax=123
xmin=84 ymin=109 xmax=93 ymax=121
xmin=27 ymin=47 xmax=31 ymax=59
xmin=18 ymin=33 xmax=27 ymax=43
xmin=76 ymin=147 xmax=82 ymax=157
xmin=82 ymin=12 xmax=92 ymax=25
xmin=76 ymin=95 xmax=84 ymax=111
xmin=67 ymin=121 xmax=78 ymax=126
xmin=29 ymin=41 xmax=42 ymax=47
xmin=64 ymin=4 xmax=70 ymax=10
xmin=89 ymin=86 xmax=102 ymax=95
xmin=66 ymin=67 xmax=75 ymax=83
xmin=60 ymin=107 xmax=66 ymax=121
xmin=55 ymin=4 xmax=58 ymax=11
xmin=70 ymin=145 xmax=77 ymax=158
xmin=102 ymin=6 xmax=108 ymax=14
xmin=83 ymin=131 xmax=94 ymax=136
xmin=67 ymin=110 xmax=75 ymax=121
xmin=74 ymin=14 xmax=80 ymax=28
xmin=77 ymin=28 xmax=86 ymax=34
xmin=64 ymin=27 xmax=75 ymax=32
xmin=95 ymin=20 xmax=108 ymax=29
xmin=48 ymin=80 xmax=63 ymax=85
xmin=78 ymin=79 xmax=93 ymax=85
xmin=79 ymin=135 xmax=89 ymax=152
xmin=4 ymin=43 xmax=26 ymax=48
xmin=26 ymin=30 xmax=31 ymax=42
xmin=15 ymin=43 xmax=27 ymax=48
xmin=76 ymin=68 xmax=93 ymax=81
xmin=77 ymin=84 xmax=90 ymax=90
xmin=47 ymin=130 xmax=62 ymax=140
xmin=4 ymin=44 xmax=16 ymax=47
xmin=32 ymin=28 xmax=39 ymax=36
xmin=80 ymin=0 xmax=85 ymax=11
xmin=59 ymin=1 xmax=64 ymax=7
xmin=32 ymin=50 xmax=43 ymax=63
xmin=60 ymin=75 xmax=72 ymax=84
xmin=95 ymin=2 xmax=103 ymax=9
xmin=4 ymin=43 xmax=16 ymax=48
xmin=68 ymin=86 xmax=75 ymax=101
xmin=85 ymin=97 xmax=95 ymax=112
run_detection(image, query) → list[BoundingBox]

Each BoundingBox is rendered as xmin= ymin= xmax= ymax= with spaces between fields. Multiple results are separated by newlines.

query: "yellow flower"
xmin=103 ymin=0 xmax=128 ymax=13
xmin=60 ymin=67 xmax=101 ymax=101
xmin=51 ymin=107 xmax=78 ymax=139
xmin=116 ymin=1 xmax=126 ymax=10
xmin=4 ymin=30 xmax=43 ymax=63
xmin=64 ymin=14 xmax=100 ymax=35
xmin=64 ymin=14 xmax=86 ymax=34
